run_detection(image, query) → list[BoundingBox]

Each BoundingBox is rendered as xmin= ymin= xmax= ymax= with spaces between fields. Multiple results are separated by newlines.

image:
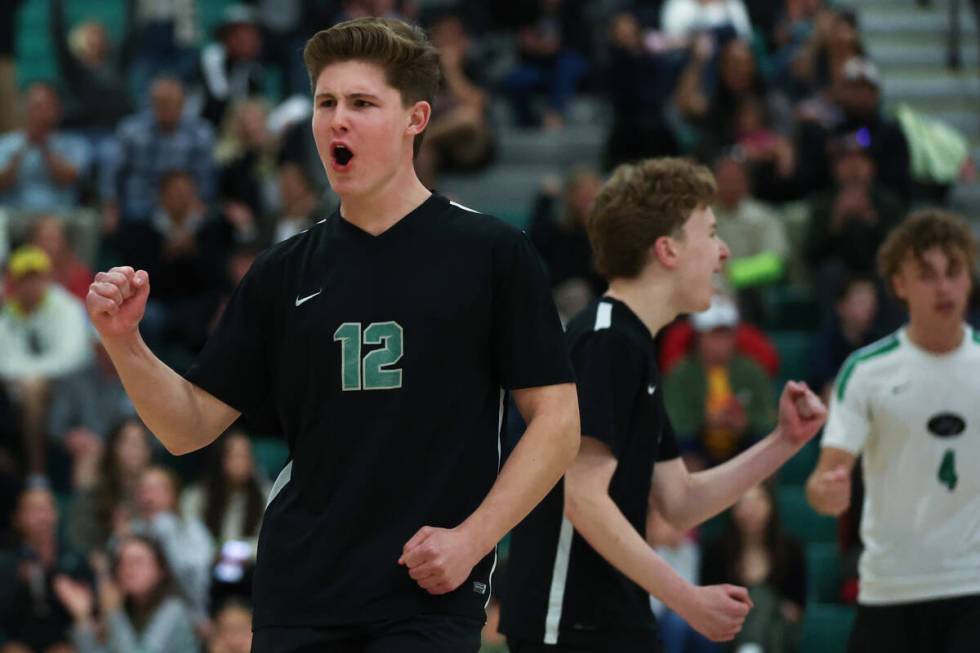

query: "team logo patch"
xmin=927 ymin=413 xmax=966 ymax=438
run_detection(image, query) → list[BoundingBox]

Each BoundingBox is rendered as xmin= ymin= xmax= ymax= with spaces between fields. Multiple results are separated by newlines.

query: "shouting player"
xmin=86 ymin=18 xmax=579 ymax=653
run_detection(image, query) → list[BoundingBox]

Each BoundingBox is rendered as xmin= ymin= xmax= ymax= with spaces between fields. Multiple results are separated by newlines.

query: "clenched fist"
xmin=86 ymin=266 xmax=150 ymax=339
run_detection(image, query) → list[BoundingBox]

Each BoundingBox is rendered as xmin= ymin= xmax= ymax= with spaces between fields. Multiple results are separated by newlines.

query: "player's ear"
xmin=652 ymin=235 xmax=679 ymax=269
xmin=407 ymin=100 xmax=431 ymax=137
xmin=890 ymin=272 xmax=907 ymax=302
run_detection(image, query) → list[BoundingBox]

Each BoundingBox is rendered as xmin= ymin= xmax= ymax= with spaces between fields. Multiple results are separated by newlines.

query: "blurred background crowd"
xmin=0 ymin=0 xmax=977 ymax=651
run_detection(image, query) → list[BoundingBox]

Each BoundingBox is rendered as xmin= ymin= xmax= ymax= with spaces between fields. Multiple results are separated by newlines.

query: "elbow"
xmin=553 ymin=408 xmax=581 ymax=473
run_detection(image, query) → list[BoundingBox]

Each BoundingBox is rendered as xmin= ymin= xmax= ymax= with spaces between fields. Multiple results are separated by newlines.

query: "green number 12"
xmin=333 ymin=321 xmax=404 ymax=391
xmin=938 ymin=449 xmax=958 ymax=491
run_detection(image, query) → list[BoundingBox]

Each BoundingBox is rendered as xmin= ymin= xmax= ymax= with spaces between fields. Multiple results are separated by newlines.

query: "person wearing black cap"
xmin=197 ymin=4 xmax=265 ymax=127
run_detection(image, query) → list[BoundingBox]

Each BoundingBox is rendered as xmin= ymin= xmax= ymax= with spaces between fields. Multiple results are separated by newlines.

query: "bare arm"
xmin=806 ymin=447 xmax=856 ymax=516
xmin=652 ymin=382 xmax=827 ymax=531
xmin=399 ymin=383 xmax=580 ymax=593
xmin=87 ymin=266 xmax=239 ymax=455
xmin=564 ymin=436 xmax=750 ymax=642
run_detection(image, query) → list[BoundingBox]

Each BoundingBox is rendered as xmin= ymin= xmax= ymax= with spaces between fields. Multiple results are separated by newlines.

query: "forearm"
xmin=568 ymin=489 xmax=696 ymax=610
xmin=674 ymin=61 xmax=708 ymax=117
xmin=101 ymin=332 xmax=232 ymax=454
xmin=457 ymin=406 xmax=578 ymax=557
xmin=670 ymin=431 xmax=799 ymax=529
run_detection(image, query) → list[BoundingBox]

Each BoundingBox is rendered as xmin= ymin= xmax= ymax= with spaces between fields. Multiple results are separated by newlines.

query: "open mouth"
xmin=332 ymin=144 xmax=354 ymax=167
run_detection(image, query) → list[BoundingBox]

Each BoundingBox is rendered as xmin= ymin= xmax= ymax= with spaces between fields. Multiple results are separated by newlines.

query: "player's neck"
xmin=604 ymin=275 xmax=678 ymax=339
xmin=338 ymin=170 xmax=431 ymax=236
xmin=906 ymin=319 xmax=965 ymax=355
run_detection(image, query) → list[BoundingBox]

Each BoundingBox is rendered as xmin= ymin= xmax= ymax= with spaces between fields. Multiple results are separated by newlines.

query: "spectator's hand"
xmin=777 ymin=381 xmax=826 ymax=446
xmin=781 ymin=600 xmax=803 ymax=624
xmin=111 ymin=504 xmax=133 ymax=537
xmin=722 ymin=398 xmax=748 ymax=434
xmin=223 ymin=201 xmax=256 ymax=234
xmin=398 ymin=526 xmax=484 ymax=595
xmin=87 ymin=266 xmax=150 ymax=340
xmin=808 ymin=465 xmax=851 ymax=516
xmin=674 ymin=584 xmax=753 ymax=642
xmin=53 ymin=575 xmax=94 ymax=622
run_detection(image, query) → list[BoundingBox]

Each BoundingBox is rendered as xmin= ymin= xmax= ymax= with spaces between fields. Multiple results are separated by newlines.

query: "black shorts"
xmin=848 ymin=594 xmax=980 ymax=653
xmin=507 ymin=632 xmax=663 ymax=653
xmin=251 ymin=614 xmax=483 ymax=653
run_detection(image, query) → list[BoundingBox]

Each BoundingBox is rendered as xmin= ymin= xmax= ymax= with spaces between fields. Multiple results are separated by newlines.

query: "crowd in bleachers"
xmin=0 ymin=0 xmax=976 ymax=652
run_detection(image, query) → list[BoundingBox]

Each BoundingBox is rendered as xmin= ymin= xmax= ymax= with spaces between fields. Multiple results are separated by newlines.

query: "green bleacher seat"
xmin=780 ymin=439 xmax=820 ymax=485
xmin=762 ymin=285 xmax=821 ymax=331
xmin=777 ymin=485 xmax=838 ymax=543
xmin=806 ymin=541 xmax=843 ymax=603
xmin=801 ymin=603 xmax=856 ymax=653
xmin=252 ymin=436 xmax=289 ymax=480
xmin=769 ymin=330 xmax=813 ymax=386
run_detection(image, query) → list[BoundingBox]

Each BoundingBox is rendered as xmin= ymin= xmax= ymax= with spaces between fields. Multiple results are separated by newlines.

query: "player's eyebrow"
xmin=314 ymin=91 xmax=382 ymax=102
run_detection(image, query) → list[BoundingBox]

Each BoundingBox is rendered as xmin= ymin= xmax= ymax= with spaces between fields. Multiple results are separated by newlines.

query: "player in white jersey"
xmin=807 ymin=209 xmax=980 ymax=653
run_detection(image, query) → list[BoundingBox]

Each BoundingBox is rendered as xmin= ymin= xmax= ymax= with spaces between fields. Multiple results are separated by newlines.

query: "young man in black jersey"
xmin=501 ymin=158 xmax=827 ymax=652
xmin=85 ymin=17 xmax=579 ymax=653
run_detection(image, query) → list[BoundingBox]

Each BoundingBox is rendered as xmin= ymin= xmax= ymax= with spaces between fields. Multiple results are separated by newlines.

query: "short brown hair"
xmin=303 ymin=17 xmax=441 ymax=157
xmin=877 ymin=208 xmax=977 ymax=294
xmin=587 ymin=158 xmax=716 ymax=280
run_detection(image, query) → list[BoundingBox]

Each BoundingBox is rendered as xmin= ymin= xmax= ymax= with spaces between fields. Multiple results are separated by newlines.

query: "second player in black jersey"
xmin=501 ymin=158 xmax=828 ymax=652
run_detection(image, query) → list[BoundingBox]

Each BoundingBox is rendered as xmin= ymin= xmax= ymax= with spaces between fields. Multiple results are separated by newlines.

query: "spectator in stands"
xmin=68 ymin=418 xmax=152 ymax=554
xmin=646 ymin=506 xmax=714 ymax=653
xmin=0 ymin=246 xmax=92 ymax=479
xmin=769 ymin=0 xmax=824 ymax=97
xmin=0 ymin=487 xmax=90 ymax=653
xmin=676 ymin=38 xmax=792 ymax=163
xmin=49 ymin=0 xmax=134 ymax=136
xmin=27 ymin=215 xmax=93 ymax=301
xmin=660 ymin=0 xmax=754 ymax=40
xmin=249 ymin=0 xmax=308 ymax=98
xmin=0 ymin=83 xmax=91 ymax=212
xmin=54 ymin=534 xmax=200 ymax=653
xmin=216 ymin=99 xmax=279 ymax=229
xmin=713 ymin=154 xmax=790 ymax=322
xmin=129 ymin=0 xmax=200 ymax=97
xmin=790 ymin=7 xmax=863 ymax=101
xmin=265 ymin=161 xmax=324 ymax=247
xmin=528 ymin=168 xmax=605 ymax=322
xmin=602 ymin=11 xmax=681 ymax=169
xmin=416 ymin=11 xmax=495 ymax=187
xmin=101 ymin=77 xmax=215 ymax=230
xmin=196 ymin=5 xmax=265 ymax=128
xmin=113 ymin=170 xmax=242 ymax=357
xmin=808 ymin=274 xmax=880 ymax=403
xmin=502 ymin=0 xmax=591 ymax=129
xmin=664 ymin=295 xmax=776 ymax=469
xmin=701 ymin=483 xmax=806 ymax=653
xmin=207 ymin=599 xmax=252 ymax=653
xmin=181 ymin=431 xmax=267 ymax=557
xmin=125 ymin=466 xmax=214 ymax=620
xmin=804 ymin=133 xmax=905 ymax=310
xmin=47 ymin=337 xmax=135 ymax=491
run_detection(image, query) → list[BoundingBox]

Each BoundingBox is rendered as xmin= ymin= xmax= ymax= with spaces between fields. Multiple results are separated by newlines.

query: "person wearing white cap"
xmin=665 ymin=295 xmax=776 ymax=469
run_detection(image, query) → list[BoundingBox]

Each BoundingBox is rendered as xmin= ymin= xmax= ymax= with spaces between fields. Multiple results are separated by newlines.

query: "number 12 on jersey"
xmin=333 ymin=322 xmax=404 ymax=391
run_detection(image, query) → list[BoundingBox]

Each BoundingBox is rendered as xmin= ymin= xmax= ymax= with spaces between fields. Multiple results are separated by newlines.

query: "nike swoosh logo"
xmin=648 ymin=384 xmax=657 ymax=396
xmin=295 ymin=290 xmax=322 ymax=307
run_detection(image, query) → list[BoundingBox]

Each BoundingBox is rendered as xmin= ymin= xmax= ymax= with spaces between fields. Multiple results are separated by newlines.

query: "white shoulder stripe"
xmin=449 ymin=200 xmax=482 ymax=214
xmin=594 ymin=302 xmax=613 ymax=331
